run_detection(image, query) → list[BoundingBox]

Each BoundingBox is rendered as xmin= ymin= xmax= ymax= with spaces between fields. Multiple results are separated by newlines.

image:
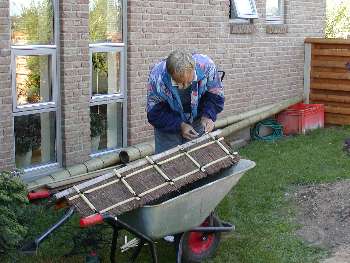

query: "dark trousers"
xmin=154 ymin=119 xmax=205 ymax=154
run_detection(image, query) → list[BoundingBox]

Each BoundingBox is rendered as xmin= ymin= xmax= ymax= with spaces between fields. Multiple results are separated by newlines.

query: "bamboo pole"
xmin=119 ymin=97 xmax=302 ymax=164
xmin=221 ymin=96 xmax=302 ymax=137
xmin=215 ymin=104 xmax=275 ymax=129
xmin=32 ymin=96 xmax=302 ymax=192
xmin=119 ymin=142 xmax=155 ymax=164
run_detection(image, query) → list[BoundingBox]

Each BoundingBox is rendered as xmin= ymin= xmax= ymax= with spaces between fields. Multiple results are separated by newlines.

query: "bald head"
xmin=166 ymin=50 xmax=195 ymax=88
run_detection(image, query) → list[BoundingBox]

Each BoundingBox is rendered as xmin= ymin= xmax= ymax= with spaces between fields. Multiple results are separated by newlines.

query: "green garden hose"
xmin=250 ymin=119 xmax=283 ymax=141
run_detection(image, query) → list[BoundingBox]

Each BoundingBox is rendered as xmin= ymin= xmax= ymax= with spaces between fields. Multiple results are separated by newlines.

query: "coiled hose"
xmin=250 ymin=119 xmax=283 ymax=141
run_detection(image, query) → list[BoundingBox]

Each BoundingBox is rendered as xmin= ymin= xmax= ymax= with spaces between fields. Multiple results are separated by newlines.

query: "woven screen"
xmin=56 ymin=133 xmax=240 ymax=218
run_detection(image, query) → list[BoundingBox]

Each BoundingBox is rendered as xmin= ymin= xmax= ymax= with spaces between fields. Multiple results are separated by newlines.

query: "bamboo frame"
xmin=60 ymin=132 xmax=237 ymax=215
xmin=71 ymin=186 xmax=97 ymax=212
xmin=55 ymin=131 xmax=223 ymax=200
xmin=145 ymin=156 xmax=174 ymax=185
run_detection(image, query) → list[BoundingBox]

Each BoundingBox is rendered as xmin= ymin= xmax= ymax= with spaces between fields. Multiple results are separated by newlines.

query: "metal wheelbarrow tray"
xmin=119 ymin=159 xmax=255 ymax=240
xmin=23 ymin=159 xmax=255 ymax=263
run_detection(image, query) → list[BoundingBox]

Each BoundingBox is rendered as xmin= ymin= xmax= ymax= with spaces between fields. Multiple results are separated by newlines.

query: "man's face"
xmin=172 ymin=70 xmax=194 ymax=89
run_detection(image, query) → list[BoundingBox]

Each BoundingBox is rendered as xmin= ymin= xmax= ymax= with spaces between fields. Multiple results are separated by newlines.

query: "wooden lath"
xmin=305 ymin=38 xmax=350 ymax=125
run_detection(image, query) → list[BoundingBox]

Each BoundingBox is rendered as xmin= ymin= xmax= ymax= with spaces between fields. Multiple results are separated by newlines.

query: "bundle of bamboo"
xmin=55 ymin=131 xmax=239 ymax=217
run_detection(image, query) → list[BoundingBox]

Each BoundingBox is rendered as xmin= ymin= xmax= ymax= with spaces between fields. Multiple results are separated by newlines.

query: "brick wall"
xmin=59 ymin=0 xmax=91 ymax=166
xmin=0 ymin=0 xmax=326 ymax=171
xmin=0 ymin=0 xmax=14 ymax=170
xmin=127 ymin=0 xmax=326 ymax=145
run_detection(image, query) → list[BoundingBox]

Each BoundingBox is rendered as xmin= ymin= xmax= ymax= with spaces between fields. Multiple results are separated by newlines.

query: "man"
xmin=147 ymin=50 xmax=224 ymax=154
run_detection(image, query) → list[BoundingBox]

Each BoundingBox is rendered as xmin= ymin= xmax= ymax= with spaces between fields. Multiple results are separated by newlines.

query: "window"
xmin=230 ymin=0 xmax=258 ymax=19
xmin=89 ymin=0 xmax=126 ymax=155
xmin=10 ymin=0 xmax=60 ymax=175
xmin=266 ymin=0 xmax=284 ymax=24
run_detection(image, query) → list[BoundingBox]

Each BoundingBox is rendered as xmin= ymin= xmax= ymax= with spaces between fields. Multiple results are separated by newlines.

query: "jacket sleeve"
xmin=146 ymin=76 xmax=183 ymax=133
xmin=199 ymin=64 xmax=224 ymax=122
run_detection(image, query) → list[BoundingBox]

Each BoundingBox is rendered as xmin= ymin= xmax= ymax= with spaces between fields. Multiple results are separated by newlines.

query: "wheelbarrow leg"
xmin=130 ymin=239 xmax=144 ymax=263
xmin=104 ymin=215 xmax=159 ymax=263
xmin=110 ymin=225 xmax=119 ymax=263
xmin=149 ymin=241 xmax=158 ymax=263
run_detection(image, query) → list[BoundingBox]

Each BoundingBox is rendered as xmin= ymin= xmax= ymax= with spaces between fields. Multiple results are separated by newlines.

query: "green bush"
xmin=90 ymin=112 xmax=105 ymax=138
xmin=14 ymin=115 xmax=41 ymax=154
xmin=0 ymin=171 xmax=28 ymax=254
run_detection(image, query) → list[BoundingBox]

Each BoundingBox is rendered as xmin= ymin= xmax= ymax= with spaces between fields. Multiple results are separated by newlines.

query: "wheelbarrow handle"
xmin=80 ymin=213 xmax=104 ymax=228
xmin=28 ymin=190 xmax=51 ymax=201
xmin=22 ymin=206 xmax=75 ymax=254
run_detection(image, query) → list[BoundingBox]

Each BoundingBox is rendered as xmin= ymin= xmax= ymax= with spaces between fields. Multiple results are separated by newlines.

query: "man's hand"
xmin=201 ymin=116 xmax=215 ymax=133
xmin=181 ymin=123 xmax=199 ymax=140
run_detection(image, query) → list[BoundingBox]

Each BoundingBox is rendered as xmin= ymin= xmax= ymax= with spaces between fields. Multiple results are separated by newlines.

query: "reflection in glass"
xmin=92 ymin=52 xmax=120 ymax=95
xmin=238 ymin=0 xmax=254 ymax=15
xmin=90 ymin=103 xmax=123 ymax=153
xmin=266 ymin=0 xmax=281 ymax=17
xmin=10 ymin=0 xmax=54 ymax=45
xmin=16 ymin=55 xmax=52 ymax=106
xmin=89 ymin=0 xmax=122 ymax=43
xmin=15 ymin=112 xmax=56 ymax=168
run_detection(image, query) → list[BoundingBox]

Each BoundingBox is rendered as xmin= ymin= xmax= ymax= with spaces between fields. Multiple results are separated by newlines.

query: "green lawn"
xmin=3 ymin=126 xmax=350 ymax=263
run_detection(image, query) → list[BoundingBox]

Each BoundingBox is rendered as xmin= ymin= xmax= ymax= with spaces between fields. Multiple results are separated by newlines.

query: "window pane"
xmin=90 ymin=103 xmax=123 ymax=153
xmin=15 ymin=112 xmax=56 ymax=168
xmin=237 ymin=0 xmax=254 ymax=15
xmin=92 ymin=52 xmax=121 ymax=95
xmin=16 ymin=55 xmax=52 ymax=106
xmin=266 ymin=0 xmax=281 ymax=17
xmin=10 ymin=0 xmax=54 ymax=45
xmin=89 ymin=0 xmax=123 ymax=43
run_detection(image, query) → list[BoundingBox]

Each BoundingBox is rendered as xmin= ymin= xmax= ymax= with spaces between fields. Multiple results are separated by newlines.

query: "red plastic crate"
xmin=276 ymin=103 xmax=324 ymax=135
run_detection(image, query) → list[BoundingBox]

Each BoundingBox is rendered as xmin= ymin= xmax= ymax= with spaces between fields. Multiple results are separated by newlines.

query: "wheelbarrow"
xmin=23 ymin=159 xmax=255 ymax=263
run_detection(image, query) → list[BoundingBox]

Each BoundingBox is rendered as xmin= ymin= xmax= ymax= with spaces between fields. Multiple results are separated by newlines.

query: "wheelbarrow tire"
xmin=178 ymin=215 xmax=222 ymax=263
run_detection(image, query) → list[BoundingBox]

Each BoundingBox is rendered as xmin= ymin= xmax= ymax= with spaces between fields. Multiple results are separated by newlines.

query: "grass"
xmin=2 ymin=126 xmax=350 ymax=263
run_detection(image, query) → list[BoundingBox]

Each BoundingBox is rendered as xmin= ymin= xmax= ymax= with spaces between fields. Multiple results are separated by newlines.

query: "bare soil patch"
xmin=294 ymin=180 xmax=350 ymax=263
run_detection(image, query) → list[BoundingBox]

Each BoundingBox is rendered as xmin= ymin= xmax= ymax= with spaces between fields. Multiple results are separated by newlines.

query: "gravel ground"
xmin=294 ymin=180 xmax=350 ymax=263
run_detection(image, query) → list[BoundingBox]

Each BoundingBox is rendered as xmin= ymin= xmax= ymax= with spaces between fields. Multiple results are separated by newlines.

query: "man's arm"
xmin=199 ymin=64 xmax=224 ymax=122
xmin=146 ymin=77 xmax=183 ymax=133
xmin=147 ymin=101 xmax=183 ymax=133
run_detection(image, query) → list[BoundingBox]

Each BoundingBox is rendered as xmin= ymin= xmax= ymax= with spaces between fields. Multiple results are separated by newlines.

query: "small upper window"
xmin=89 ymin=0 xmax=123 ymax=43
xmin=266 ymin=0 xmax=284 ymax=24
xmin=10 ymin=0 xmax=54 ymax=45
xmin=230 ymin=0 xmax=258 ymax=19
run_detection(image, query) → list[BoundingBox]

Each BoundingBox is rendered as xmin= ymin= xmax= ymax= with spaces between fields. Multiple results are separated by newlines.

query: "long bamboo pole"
xmin=215 ymin=104 xmax=275 ymax=129
xmin=221 ymin=96 xmax=302 ymax=137
xmin=29 ymin=96 xmax=302 ymax=191
xmin=119 ymin=96 xmax=302 ymax=163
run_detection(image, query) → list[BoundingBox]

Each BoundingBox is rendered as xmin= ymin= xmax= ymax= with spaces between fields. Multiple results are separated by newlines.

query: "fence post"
xmin=304 ymin=43 xmax=312 ymax=103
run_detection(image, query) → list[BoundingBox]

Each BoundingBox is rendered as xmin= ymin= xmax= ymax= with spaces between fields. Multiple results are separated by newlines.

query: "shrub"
xmin=90 ymin=112 xmax=105 ymax=138
xmin=0 ymin=171 xmax=28 ymax=254
xmin=14 ymin=115 xmax=41 ymax=154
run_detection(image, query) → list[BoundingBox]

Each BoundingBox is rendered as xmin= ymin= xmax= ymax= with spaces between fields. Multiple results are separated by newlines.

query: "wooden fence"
xmin=304 ymin=38 xmax=350 ymax=125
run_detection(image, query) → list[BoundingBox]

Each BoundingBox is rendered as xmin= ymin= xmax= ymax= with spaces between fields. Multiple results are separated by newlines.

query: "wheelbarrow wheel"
xmin=177 ymin=215 xmax=222 ymax=263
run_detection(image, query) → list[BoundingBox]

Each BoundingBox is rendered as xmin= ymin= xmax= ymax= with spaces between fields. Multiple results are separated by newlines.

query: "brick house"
xmin=0 ymin=0 xmax=326 ymax=181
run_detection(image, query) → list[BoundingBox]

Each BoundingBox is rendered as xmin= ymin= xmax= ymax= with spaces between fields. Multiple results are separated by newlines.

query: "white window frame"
xmin=10 ymin=0 xmax=61 ymax=180
xmin=89 ymin=0 xmax=127 ymax=157
xmin=230 ymin=0 xmax=258 ymax=19
xmin=266 ymin=0 xmax=285 ymax=24
xmin=89 ymin=44 xmax=126 ymax=104
xmin=11 ymin=47 xmax=57 ymax=113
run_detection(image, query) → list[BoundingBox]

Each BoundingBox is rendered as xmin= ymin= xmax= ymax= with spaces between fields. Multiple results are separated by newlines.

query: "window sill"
xmin=230 ymin=22 xmax=256 ymax=34
xmin=266 ymin=24 xmax=288 ymax=34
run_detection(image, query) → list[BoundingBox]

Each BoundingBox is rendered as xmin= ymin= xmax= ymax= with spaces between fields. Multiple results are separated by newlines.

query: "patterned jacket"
xmin=146 ymin=53 xmax=224 ymax=133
